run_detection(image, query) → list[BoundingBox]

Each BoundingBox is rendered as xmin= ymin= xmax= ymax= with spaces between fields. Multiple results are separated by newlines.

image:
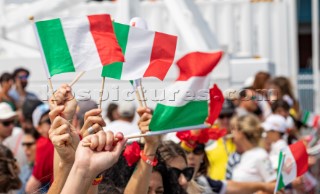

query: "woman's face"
xmin=1 ymin=79 xmax=13 ymax=91
xmin=22 ymin=134 xmax=36 ymax=163
xmin=167 ymin=156 xmax=189 ymax=190
xmin=231 ymin=127 xmax=245 ymax=152
xmin=148 ymin=171 xmax=164 ymax=194
xmin=187 ymin=151 xmax=204 ymax=177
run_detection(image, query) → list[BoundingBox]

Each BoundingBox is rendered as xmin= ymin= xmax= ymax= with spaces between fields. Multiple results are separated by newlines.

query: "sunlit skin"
xmin=1 ymin=79 xmax=13 ymax=93
xmin=0 ymin=118 xmax=15 ymax=141
xmin=16 ymin=71 xmax=29 ymax=89
xmin=187 ymin=151 xmax=204 ymax=177
xmin=22 ymin=134 xmax=36 ymax=163
xmin=242 ymin=90 xmax=258 ymax=112
xmin=167 ymin=156 xmax=189 ymax=190
xmin=148 ymin=171 xmax=164 ymax=194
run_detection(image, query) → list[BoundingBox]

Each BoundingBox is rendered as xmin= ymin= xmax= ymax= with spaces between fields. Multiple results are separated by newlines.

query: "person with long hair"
xmin=227 ymin=114 xmax=276 ymax=182
xmin=0 ymin=144 xmax=22 ymax=193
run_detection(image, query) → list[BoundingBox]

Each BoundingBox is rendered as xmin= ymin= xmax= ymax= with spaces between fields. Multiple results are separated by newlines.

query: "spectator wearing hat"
xmin=3 ymin=99 xmax=43 ymax=170
xmin=262 ymin=114 xmax=288 ymax=169
xmin=26 ymin=103 xmax=54 ymax=194
xmin=104 ymin=101 xmax=139 ymax=139
xmin=206 ymin=100 xmax=236 ymax=180
xmin=0 ymin=102 xmax=17 ymax=142
xmin=9 ymin=68 xmax=38 ymax=109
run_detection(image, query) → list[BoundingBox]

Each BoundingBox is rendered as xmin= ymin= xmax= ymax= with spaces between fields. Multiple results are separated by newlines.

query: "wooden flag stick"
xmin=99 ymin=77 xmax=106 ymax=109
xmin=135 ymin=90 xmax=144 ymax=107
xmin=82 ymin=124 xmax=210 ymax=147
xmin=69 ymin=71 xmax=85 ymax=87
xmin=48 ymin=78 xmax=57 ymax=105
xmin=139 ymin=84 xmax=148 ymax=107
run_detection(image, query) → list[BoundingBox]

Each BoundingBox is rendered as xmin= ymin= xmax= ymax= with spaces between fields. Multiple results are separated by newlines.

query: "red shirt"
xmin=32 ymin=137 xmax=54 ymax=184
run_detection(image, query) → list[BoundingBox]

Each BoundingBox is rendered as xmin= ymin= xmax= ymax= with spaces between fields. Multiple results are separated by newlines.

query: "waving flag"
xmin=34 ymin=14 xmax=124 ymax=77
xmin=149 ymin=51 xmax=224 ymax=132
xmin=275 ymin=141 xmax=308 ymax=192
xmin=101 ymin=22 xmax=177 ymax=80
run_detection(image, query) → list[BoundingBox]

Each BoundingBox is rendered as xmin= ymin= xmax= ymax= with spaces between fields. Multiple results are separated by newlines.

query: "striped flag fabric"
xmin=149 ymin=51 xmax=224 ymax=132
xmin=34 ymin=14 xmax=124 ymax=77
xmin=275 ymin=141 xmax=308 ymax=192
xmin=302 ymin=111 xmax=320 ymax=128
xmin=101 ymin=22 xmax=177 ymax=80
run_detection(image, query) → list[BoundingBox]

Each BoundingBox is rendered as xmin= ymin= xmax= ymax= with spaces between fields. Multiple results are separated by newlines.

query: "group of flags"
xmin=34 ymin=13 xmax=312 ymax=192
xmin=34 ymin=13 xmax=225 ymax=134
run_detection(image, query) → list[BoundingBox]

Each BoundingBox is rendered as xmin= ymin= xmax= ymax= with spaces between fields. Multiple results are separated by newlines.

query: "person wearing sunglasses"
xmin=179 ymin=131 xmax=277 ymax=194
xmin=18 ymin=129 xmax=39 ymax=194
xmin=0 ymin=102 xmax=17 ymax=143
xmin=9 ymin=68 xmax=38 ymax=109
xmin=26 ymin=103 xmax=54 ymax=194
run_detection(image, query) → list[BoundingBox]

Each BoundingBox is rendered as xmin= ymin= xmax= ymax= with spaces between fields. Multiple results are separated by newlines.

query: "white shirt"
xmin=104 ymin=120 xmax=140 ymax=142
xmin=232 ymin=147 xmax=276 ymax=182
xmin=269 ymin=139 xmax=288 ymax=169
xmin=3 ymin=127 xmax=28 ymax=168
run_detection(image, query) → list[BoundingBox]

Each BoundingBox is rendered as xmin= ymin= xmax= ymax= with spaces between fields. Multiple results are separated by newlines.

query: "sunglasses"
xmin=18 ymin=75 xmax=29 ymax=80
xmin=169 ymin=167 xmax=194 ymax=182
xmin=1 ymin=120 xmax=15 ymax=127
xmin=39 ymin=118 xmax=51 ymax=125
xmin=219 ymin=113 xmax=233 ymax=119
xmin=186 ymin=144 xmax=205 ymax=155
xmin=22 ymin=142 xmax=36 ymax=148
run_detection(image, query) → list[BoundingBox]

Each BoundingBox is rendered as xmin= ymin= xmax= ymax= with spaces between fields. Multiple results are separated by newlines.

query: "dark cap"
xmin=220 ymin=100 xmax=235 ymax=115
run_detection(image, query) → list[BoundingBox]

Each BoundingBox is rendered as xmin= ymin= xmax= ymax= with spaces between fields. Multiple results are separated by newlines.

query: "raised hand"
xmin=137 ymin=107 xmax=160 ymax=148
xmin=49 ymin=105 xmax=80 ymax=164
xmin=75 ymin=131 xmax=127 ymax=176
xmin=49 ymin=84 xmax=77 ymax=121
xmin=80 ymin=108 xmax=106 ymax=137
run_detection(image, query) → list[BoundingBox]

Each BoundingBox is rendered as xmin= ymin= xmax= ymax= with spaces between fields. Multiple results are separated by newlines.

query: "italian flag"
xmin=302 ymin=111 xmax=320 ymax=128
xmin=101 ymin=22 xmax=177 ymax=80
xmin=34 ymin=14 xmax=124 ymax=77
xmin=275 ymin=141 xmax=308 ymax=192
xmin=149 ymin=51 xmax=224 ymax=132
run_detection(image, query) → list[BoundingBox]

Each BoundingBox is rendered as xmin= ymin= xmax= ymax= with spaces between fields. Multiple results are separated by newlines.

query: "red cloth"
xmin=32 ymin=137 xmax=54 ymax=184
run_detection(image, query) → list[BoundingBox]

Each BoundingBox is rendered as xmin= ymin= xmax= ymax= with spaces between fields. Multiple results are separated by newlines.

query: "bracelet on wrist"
xmin=140 ymin=150 xmax=158 ymax=166
xmin=92 ymin=174 xmax=103 ymax=185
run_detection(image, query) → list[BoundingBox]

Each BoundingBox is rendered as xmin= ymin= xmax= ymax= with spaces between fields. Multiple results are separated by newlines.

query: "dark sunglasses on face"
xmin=169 ymin=167 xmax=194 ymax=182
xmin=1 ymin=120 xmax=15 ymax=127
xmin=18 ymin=75 xmax=29 ymax=80
xmin=219 ymin=113 xmax=233 ymax=119
xmin=39 ymin=118 xmax=51 ymax=125
xmin=186 ymin=144 xmax=205 ymax=155
xmin=22 ymin=142 xmax=36 ymax=148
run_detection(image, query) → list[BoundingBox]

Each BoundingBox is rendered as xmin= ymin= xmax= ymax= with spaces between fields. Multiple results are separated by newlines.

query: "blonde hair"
xmin=230 ymin=114 xmax=263 ymax=146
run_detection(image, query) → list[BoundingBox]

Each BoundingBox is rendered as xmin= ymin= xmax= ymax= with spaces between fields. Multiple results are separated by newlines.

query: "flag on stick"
xmin=34 ymin=14 xmax=124 ymax=77
xmin=101 ymin=22 xmax=177 ymax=80
xmin=274 ymin=141 xmax=308 ymax=192
xmin=149 ymin=51 xmax=224 ymax=132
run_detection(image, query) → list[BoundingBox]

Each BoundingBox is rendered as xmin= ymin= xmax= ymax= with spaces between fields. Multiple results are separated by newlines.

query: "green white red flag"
xmin=275 ymin=141 xmax=308 ymax=192
xmin=101 ymin=22 xmax=177 ymax=80
xmin=34 ymin=14 xmax=124 ymax=77
xmin=149 ymin=51 xmax=224 ymax=132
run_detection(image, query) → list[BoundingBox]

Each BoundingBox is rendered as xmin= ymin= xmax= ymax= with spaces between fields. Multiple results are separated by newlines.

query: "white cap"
xmin=118 ymin=101 xmax=136 ymax=118
xmin=0 ymin=102 xmax=17 ymax=120
xmin=262 ymin=114 xmax=287 ymax=133
xmin=32 ymin=104 xmax=50 ymax=127
xmin=130 ymin=17 xmax=148 ymax=29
